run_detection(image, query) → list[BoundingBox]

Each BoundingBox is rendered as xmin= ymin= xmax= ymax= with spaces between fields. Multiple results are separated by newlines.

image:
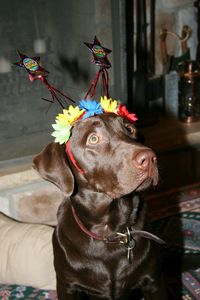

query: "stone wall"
xmin=0 ymin=0 xmax=113 ymax=161
xmin=0 ymin=0 xmax=198 ymax=160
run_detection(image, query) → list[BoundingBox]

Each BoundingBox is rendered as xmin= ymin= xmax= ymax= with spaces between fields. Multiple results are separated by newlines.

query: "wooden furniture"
xmin=141 ymin=117 xmax=200 ymax=192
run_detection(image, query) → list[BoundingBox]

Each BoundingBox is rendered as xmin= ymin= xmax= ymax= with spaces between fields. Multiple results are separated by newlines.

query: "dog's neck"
xmin=71 ymin=188 xmax=146 ymax=235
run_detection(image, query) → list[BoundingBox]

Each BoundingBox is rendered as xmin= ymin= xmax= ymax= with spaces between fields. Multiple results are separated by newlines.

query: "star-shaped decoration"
xmin=14 ymin=51 xmax=49 ymax=80
xmin=84 ymin=36 xmax=111 ymax=69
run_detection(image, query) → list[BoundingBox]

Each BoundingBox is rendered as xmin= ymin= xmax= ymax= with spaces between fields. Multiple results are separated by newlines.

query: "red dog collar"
xmin=66 ymin=141 xmax=85 ymax=174
xmin=71 ymin=205 xmax=165 ymax=245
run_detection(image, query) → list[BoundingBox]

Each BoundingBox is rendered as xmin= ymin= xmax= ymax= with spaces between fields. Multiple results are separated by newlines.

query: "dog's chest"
xmin=67 ymin=242 xmax=143 ymax=297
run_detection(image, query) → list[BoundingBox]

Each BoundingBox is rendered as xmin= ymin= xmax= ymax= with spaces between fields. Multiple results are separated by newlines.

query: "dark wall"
xmin=0 ymin=0 xmax=113 ymax=160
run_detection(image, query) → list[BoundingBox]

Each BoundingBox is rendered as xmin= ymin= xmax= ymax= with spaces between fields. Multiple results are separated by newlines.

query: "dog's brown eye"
xmin=125 ymin=124 xmax=135 ymax=134
xmin=88 ymin=134 xmax=99 ymax=144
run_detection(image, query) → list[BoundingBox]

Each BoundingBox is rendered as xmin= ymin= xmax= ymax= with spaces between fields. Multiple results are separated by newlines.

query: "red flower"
xmin=117 ymin=104 xmax=138 ymax=123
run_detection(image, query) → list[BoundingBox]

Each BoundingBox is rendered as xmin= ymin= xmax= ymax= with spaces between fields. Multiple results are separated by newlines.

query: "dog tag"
xmin=126 ymin=239 xmax=136 ymax=264
xmin=124 ymin=228 xmax=136 ymax=264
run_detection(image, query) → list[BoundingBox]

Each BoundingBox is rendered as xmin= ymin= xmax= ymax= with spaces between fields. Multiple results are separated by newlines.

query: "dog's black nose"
xmin=134 ymin=150 xmax=157 ymax=171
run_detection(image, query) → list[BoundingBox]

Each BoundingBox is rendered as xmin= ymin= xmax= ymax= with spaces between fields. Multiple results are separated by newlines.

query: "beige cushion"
xmin=0 ymin=213 xmax=56 ymax=290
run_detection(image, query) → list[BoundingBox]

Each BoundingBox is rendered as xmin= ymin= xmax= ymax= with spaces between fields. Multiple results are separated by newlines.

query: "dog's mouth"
xmin=135 ymin=169 xmax=158 ymax=192
xmin=136 ymin=177 xmax=155 ymax=192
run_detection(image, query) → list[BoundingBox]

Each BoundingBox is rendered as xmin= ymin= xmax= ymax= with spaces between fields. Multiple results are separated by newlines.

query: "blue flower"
xmin=79 ymin=99 xmax=103 ymax=119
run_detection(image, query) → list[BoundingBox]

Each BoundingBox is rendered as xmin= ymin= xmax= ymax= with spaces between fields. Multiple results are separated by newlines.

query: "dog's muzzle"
xmin=134 ymin=149 xmax=158 ymax=186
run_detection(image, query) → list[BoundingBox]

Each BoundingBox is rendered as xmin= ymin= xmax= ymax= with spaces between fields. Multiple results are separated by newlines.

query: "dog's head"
xmin=33 ymin=111 xmax=158 ymax=199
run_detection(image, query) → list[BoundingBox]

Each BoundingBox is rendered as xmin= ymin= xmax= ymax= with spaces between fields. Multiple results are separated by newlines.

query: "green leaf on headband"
xmin=51 ymin=121 xmax=71 ymax=144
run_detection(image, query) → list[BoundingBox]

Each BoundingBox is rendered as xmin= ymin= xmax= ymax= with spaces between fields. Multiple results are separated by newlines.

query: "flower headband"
xmin=52 ymin=96 xmax=138 ymax=144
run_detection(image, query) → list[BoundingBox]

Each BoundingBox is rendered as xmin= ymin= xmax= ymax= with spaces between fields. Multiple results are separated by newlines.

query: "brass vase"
xmin=177 ymin=60 xmax=200 ymax=123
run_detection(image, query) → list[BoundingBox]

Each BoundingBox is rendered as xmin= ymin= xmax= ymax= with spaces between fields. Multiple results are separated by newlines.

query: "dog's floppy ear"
xmin=33 ymin=142 xmax=74 ymax=196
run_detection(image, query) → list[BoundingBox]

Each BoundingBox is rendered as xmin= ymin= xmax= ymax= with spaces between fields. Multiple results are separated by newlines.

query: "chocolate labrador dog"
xmin=33 ymin=112 xmax=167 ymax=300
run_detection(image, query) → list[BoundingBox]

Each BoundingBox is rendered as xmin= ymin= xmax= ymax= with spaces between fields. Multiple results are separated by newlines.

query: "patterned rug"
xmin=0 ymin=183 xmax=200 ymax=299
xmin=0 ymin=285 xmax=57 ymax=300
xmin=150 ymin=211 xmax=200 ymax=300
xmin=148 ymin=182 xmax=200 ymax=300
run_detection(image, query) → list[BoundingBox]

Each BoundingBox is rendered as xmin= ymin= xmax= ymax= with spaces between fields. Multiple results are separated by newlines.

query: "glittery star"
xmin=14 ymin=51 xmax=74 ymax=108
xmin=14 ymin=51 xmax=48 ymax=80
xmin=84 ymin=36 xmax=111 ymax=69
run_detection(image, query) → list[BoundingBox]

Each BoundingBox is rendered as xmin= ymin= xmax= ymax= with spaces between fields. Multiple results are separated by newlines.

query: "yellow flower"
xmin=100 ymin=96 xmax=118 ymax=112
xmin=56 ymin=105 xmax=85 ymax=125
